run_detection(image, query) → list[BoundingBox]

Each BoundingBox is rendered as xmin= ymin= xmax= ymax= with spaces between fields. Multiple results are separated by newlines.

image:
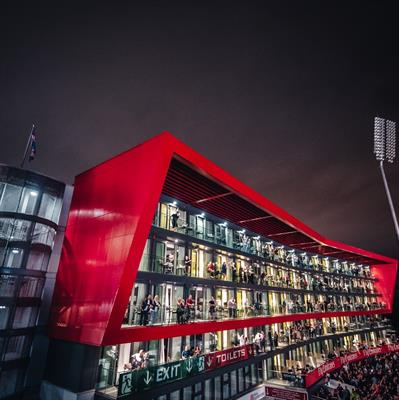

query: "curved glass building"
xmin=0 ymin=165 xmax=71 ymax=399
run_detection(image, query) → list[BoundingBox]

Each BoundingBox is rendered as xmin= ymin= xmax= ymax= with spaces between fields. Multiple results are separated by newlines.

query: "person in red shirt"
xmin=186 ymin=294 xmax=195 ymax=321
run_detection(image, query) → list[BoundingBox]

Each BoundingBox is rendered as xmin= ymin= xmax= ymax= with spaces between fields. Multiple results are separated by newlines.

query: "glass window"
xmin=170 ymin=390 xmax=181 ymax=400
xmin=194 ymin=382 xmax=201 ymax=394
xmin=0 ymin=184 xmax=22 ymax=212
xmin=26 ymin=250 xmax=49 ymax=271
xmin=19 ymin=277 xmax=44 ymax=298
xmin=4 ymin=248 xmax=24 ymax=268
xmin=214 ymin=376 xmax=221 ymax=400
xmin=244 ymin=366 xmax=250 ymax=389
xmin=204 ymin=379 xmax=211 ymax=400
xmin=138 ymin=239 xmax=151 ymax=271
xmin=250 ymin=364 xmax=258 ymax=385
xmin=12 ymin=307 xmax=38 ymax=328
xmin=32 ymin=223 xmax=56 ymax=247
xmin=0 ymin=218 xmax=14 ymax=240
xmin=238 ymin=368 xmax=244 ymax=393
xmin=38 ymin=192 xmax=62 ymax=223
xmin=4 ymin=335 xmax=29 ymax=361
xmin=0 ymin=306 xmax=10 ymax=329
xmin=230 ymin=370 xmax=237 ymax=397
xmin=222 ymin=373 xmax=230 ymax=399
xmin=0 ymin=275 xmax=17 ymax=297
xmin=11 ymin=219 xmax=31 ymax=241
xmin=183 ymin=386 xmax=192 ymax=400
xmin=0 ymin=219 xmax=31 ymax=241
xmin=0 ymin=369 xmax=18 ymax=397
xmin=18 ymin=187 xmax=39 ymax=214
xmin=0 ymin=245 xmax=5 ymax=265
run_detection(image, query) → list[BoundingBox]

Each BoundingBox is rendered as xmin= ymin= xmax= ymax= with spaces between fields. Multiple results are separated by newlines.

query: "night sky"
xmin=0 ymin=2 xmax=398 ymax=259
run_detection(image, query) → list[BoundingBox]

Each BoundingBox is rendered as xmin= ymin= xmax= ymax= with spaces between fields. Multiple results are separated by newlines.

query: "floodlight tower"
xmin=374 ymin=117 xmax=399 ymax=243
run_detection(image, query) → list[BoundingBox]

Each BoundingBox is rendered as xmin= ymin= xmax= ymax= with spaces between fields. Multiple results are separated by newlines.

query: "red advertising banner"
xmin=205 ymin=344 xmax=253 ymax=370
xmin=265 ymin=385 xmax=308 ymax=400
xmin=305 ymin=343 xmax=399 ymax=387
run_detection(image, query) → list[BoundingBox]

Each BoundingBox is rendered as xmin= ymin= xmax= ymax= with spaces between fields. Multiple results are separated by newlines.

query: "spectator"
xmin=228 ymin=297 xmax=237 ymax=318
xmin=171 ymin=209 xmax=180 ymax=229
xmin=184 ymin=255 xmax=192 ymax=276
xmin=221 ymin=261 xmax=227 ymax=279
xmin=176 ymin=297 xmax=186 ymax=324
xmin=181 ymin=345 xmax=192 ymax=359
xmin=150 ymin=294 xmax=161 ymax=325
xmin=139 ymin=295 xmax=153 ymax=326
xmin=209 ymin=296 xmax=216 ymax=320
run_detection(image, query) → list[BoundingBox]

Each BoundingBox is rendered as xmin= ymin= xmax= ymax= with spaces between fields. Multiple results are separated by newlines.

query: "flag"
xmin=29 ymin=128 xmax=37 ymax=162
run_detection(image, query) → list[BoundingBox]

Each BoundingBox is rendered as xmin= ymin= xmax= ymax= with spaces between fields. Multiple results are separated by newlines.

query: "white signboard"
xmin=237 ymin=386 xmax=266 ymax=400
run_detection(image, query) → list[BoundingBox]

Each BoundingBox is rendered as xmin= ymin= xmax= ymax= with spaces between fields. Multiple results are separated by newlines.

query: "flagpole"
xmin=20 ymin=124 xmax=35 ymax=169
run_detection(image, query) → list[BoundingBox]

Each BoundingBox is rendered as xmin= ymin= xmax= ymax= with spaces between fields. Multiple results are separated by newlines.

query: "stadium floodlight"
xmin=374 ymin=116 xmax=399 ymax=242
xmin=374 ymin=117 xmax=385 ymax=161
xmin=386 ymin=120 xmax=396 ymax=163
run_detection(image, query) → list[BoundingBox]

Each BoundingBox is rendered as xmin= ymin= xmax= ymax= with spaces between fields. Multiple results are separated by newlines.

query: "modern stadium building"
xmin=1 ymin=133 xmax=397 ymax=400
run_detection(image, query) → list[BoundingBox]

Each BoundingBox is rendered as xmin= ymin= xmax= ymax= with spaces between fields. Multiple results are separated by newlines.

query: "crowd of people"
xmin=138 ymin=294 xmax=162 ymax=326
xmin=167 ymin=209 xmax=373 ymax=281
xmin=135 ymin=291 xmax=385 ymax=326
xmin=190 ymin=258 xmax=375 ymax=297
xmin=120 ymin=317 xmax=394 ymax=395
xmin=314 ymin=347 xmax=399 ymax=399
xmin=123 ymin=349 xmax=151 ymax=371
xmin=159 ymin=248 xmax=376 ymax=302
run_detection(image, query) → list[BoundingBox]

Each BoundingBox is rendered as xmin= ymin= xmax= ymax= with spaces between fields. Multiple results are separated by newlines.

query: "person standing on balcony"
xmin=228 ymin=297 xmax=236 ymax=318
xmin=186 ymin=294 xmax=194 ymax=321
xmin=176 ymin=297 xmax=186 ymax=324
xmin=231 ymin=262 xmax=238 ymax=282
xmin=273 ymin=331 xmax=279 ymax=348
xmin=140 ymin=295 xmax=153 ymax=326
xmin=268 ymin=329 xmax=273 ymax=350
xmin=221 ymin=261 xmax=227 ymax=280
xmin=209 ymin=296 xmax=216 ymax=320
xmin=184 ymin=255 xmax=192 ymax=276
xmin=150 ymin=295 xmax=161 ymax=325
xmin=171 ymin=209 xmax=180 ymax=230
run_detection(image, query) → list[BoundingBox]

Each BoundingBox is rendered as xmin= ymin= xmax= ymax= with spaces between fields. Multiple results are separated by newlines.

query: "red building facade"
xmin=45 ymin=133 xmax=398 ymax=400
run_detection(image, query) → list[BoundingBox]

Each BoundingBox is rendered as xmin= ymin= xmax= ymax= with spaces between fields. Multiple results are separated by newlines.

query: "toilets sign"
xmin=205 ymin=344 xmax=252 ymax=370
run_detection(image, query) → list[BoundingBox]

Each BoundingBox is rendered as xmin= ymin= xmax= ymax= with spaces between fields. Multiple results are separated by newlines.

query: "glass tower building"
xmin=0 ymin=165 xmax=72 ymax=399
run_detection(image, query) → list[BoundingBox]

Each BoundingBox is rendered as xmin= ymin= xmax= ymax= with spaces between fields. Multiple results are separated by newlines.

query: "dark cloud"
xmin=0 ymin=1 xmax=398 ymax=258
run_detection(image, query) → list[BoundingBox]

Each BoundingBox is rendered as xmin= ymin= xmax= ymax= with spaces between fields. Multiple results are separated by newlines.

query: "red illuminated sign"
xmin=205 ymin=345 xmax=253 ymax=370
xmin=265 ymin=385 xmax=308 ymax=400
xmin=305 ymin=343 xmax=399 ymax=387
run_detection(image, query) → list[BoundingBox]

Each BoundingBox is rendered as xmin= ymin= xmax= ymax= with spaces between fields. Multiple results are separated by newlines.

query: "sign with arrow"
xmin=117 ymin=347 xmax=250 ymax=396
xmin=205 ymin=345 xmax=251 ymax=370
xmin=181 ymin=356 xmax=205 ymax=378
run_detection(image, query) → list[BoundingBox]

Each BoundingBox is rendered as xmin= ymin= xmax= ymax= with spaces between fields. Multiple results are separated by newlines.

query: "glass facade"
xmin=96 ymin=194 xmax=392 ymax=399
xmin=97 ymin=315 xmax=392 ymax=398
xmin=122 ymin=196 xmax=384 ymax=329
xmin=0 ymin=165 xmax=65 ymax=399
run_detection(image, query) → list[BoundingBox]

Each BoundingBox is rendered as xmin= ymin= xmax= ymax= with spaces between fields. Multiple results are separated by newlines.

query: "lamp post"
xmin=374 ymin=117 xmax=399 ymax=243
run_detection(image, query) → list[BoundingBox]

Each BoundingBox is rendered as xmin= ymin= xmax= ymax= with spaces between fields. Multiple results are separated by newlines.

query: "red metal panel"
xmin=48 ymin=132 xmax=398 ymax=346
xmin=109 ymin=309 xmax=390 ymax=345
xmin=48 ymin=135 xmax=174 ymax=345
xmin=372 ymin=263 xmax=398 ymax=311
